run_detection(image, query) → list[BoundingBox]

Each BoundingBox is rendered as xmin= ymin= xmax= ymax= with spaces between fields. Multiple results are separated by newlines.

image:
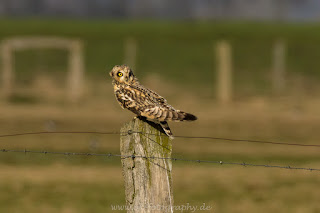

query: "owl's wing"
xmin=118 ymin=84 xmax=196 ymax=121
xmin=126 ymin=85 xmax=188 ymax=122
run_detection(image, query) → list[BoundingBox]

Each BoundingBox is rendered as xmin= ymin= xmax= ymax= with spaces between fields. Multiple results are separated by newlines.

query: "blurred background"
xmin=0 ymin=1 xmax=320 ymax=213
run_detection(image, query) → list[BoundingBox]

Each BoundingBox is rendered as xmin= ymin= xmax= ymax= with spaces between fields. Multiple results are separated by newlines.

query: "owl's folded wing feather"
xmin=127 ymin=85 xmax=196 ymax=122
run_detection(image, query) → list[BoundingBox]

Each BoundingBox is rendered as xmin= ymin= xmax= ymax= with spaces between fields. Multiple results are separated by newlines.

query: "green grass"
xmin=0 ymin=102 xmax=319 ymax=213
xmin=1 ymin=164 xmax=319 ymax=213
xmin=1 ymin=19 xmax=320 ymax=97
xmin=1 ymin=19 xmax=320 ymax=213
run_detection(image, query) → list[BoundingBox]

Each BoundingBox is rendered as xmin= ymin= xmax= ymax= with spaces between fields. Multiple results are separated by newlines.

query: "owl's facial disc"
xmin=109 ymin=65 xmax=123 ymax=81
xmin=110 ymin=65 xmax=135 ymax=84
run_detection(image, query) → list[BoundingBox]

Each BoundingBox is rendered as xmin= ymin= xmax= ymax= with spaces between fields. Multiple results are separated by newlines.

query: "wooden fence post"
xmin=67 ymin=39 xmax=84 ymax=103
xmin=124 ymin=37 xmax=137 ymax=71
xmin=1 ymin=40 xmax=14 ymax=98
xmin=272 ymin=39 xmax=286 ymax=94
xmin=216 ymin=40 xmax=233 ymax=103
xmin=120 ymin=118 xmax=173 ymax=213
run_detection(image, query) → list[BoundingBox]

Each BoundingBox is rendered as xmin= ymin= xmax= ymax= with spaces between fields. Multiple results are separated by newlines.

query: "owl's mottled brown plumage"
xmin=109 ymin=65 xmax=197 ymax=139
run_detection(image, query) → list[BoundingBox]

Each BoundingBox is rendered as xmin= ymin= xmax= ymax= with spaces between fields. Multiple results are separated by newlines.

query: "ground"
xmin=0 ymin=87 xmax=319 ymax=212
xmin=1 ymin=19 xmax=320 ymax=212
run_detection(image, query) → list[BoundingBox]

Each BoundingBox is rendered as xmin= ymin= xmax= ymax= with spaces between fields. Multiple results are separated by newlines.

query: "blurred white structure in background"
xmin=0 ymin=37 xmax=84 ymax=103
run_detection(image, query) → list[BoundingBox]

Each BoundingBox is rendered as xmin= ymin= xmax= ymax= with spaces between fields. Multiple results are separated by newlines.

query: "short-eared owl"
xmin=109 ymin=65 xmax=197 ymax=139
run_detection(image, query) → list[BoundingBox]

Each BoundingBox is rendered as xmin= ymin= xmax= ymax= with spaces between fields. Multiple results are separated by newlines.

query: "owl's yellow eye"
xmin=117 ymin=72 xmax=123 ymax=77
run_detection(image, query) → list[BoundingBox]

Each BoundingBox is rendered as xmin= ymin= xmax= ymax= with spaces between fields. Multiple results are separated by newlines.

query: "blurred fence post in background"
xmin=67 ymin=39 xmax=84 ymax=103
xmin=124 ymin=37 xmax=137 ymax=71
xmin=120 ymin=118 xmax=173 ymax=213
xmin=0 ymin=37 xmax=84 ymax=102
xmin=216 ymin=40 xmax=233 ymax=103
xmin=272 ymin=40 xmax=286 ymax=94
xmin=1 ymin=40 xmax=14 ymax=98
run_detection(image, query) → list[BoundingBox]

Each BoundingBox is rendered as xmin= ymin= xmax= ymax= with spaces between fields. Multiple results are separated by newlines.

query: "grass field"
xmin=0 ymin=19 xmax=320 ymax=212
xmin=1 ymin=94 xmax=320 ymax=213
xmin=1 ymin=19 xmax=320 ymax=97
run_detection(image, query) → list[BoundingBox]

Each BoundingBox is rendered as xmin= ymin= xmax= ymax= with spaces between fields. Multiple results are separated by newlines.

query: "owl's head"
xmin=109 ymin=65 xmax=136 ymax=84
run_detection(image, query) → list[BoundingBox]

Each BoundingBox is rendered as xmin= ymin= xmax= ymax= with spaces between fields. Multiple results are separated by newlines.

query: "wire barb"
xmin=0 ymin=130 xmax=319 ymax=148
xmin=0 ymin=148 xmax=319 ymax=172
xmin=0 ymin=130 xmax=319 ymax=172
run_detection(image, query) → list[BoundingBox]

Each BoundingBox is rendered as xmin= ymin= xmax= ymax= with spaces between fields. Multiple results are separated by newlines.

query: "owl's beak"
xmin=109 ymin=71 xmax=113 ymax=78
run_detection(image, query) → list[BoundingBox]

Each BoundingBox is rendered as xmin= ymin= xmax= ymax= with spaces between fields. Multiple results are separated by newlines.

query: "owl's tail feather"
xmin=160 ymin=121 xmax=174 ymax=140
xmin=174 ymin=111 xmax=197 ymax=121
xmin=181 ymin=112 xmax=197 ymax=121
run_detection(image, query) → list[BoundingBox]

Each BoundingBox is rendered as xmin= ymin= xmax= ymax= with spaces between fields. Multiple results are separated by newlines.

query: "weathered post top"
xmin=120 ymin=117 xmax=173 ymax=213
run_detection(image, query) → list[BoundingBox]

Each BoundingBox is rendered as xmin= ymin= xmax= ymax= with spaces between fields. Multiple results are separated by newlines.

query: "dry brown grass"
xmin=1 ymin=79 xmax=320 ymax=213
xmin=0 ymin=164 xmax=319 ymax=213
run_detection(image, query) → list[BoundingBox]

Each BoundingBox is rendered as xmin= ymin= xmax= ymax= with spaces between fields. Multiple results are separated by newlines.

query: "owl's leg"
xmin=160 ymin=121 xmax=174 ymax=140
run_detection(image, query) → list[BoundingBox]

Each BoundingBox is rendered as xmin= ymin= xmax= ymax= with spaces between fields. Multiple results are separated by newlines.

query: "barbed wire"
xmin=0 ymin=131 xmax=118 ymax=138
xmin=0 ymin=130 xmax=319 ymax=148
xmin=0 ymin=148 xmax=319 ymax=172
